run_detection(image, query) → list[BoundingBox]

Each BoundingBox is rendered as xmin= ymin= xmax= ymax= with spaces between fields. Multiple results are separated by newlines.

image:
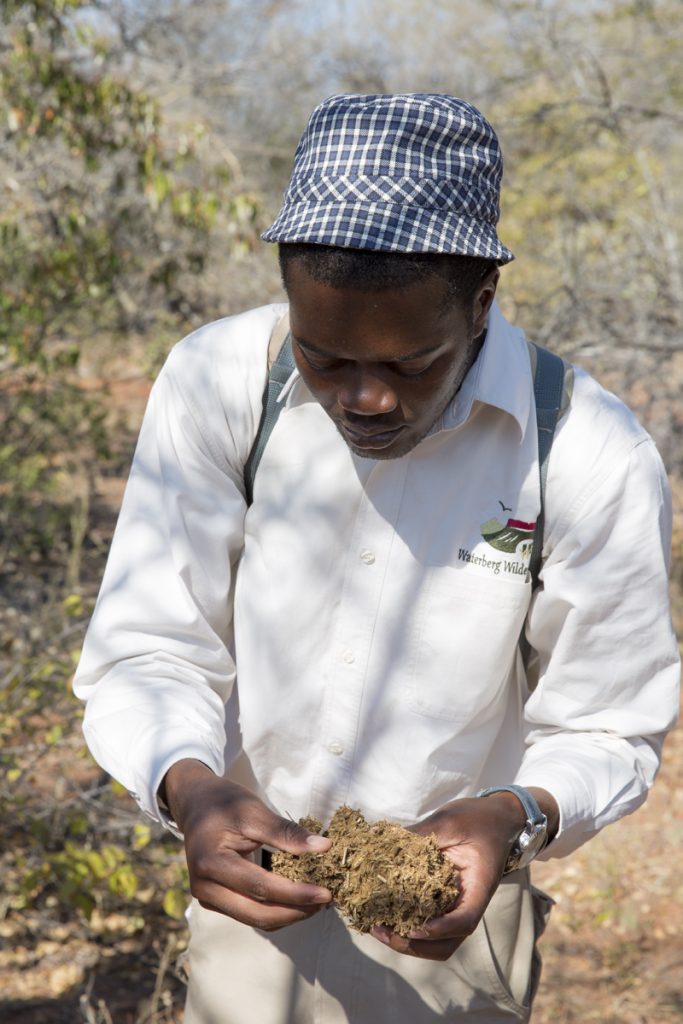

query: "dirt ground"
xmin=532 ymin=690 xmax=683 ymax=1024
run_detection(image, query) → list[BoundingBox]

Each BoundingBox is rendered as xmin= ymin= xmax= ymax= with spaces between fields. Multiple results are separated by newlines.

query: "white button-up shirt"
xmin=73 ymin=301 xmax=680 ymax=857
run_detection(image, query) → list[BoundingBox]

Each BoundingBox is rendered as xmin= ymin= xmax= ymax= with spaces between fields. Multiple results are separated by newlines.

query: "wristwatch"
xmin=476 ymin=784 xmax=548 ymax=874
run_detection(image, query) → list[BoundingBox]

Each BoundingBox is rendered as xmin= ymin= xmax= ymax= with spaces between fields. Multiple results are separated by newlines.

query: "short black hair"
xmin=278 ymin=243 xmax=497 ymax=315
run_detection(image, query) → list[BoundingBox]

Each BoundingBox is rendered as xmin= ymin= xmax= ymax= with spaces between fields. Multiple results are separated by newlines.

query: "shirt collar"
xmin=440 ymin=299 xmax=532 ymax=439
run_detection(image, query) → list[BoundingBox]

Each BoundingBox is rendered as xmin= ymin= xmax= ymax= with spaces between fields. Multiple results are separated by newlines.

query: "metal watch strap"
xmin=476 ymin=784 xmax=548 ymax=873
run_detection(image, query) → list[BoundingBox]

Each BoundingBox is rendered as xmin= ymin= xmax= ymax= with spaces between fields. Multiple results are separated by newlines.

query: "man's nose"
xmin=337 ymin=367 xmax=399 ymax=416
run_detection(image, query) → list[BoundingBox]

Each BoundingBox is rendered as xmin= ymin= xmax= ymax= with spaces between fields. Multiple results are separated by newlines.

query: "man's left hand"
xmin=370 ymin=787 xmax=558 ymax=961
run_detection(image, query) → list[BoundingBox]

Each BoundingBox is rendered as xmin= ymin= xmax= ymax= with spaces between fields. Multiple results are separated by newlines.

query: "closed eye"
xmin=392 ymin=359 xmax=438 ymax=378
xmin=297 ymin=347 xmax=345 ymax=373
xmin=297 ymin=343 xmax=438 ymax=379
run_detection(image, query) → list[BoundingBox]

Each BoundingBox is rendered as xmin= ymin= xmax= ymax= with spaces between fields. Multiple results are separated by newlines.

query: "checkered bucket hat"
xmin=262 ymin=93 xmax=513 ymax=263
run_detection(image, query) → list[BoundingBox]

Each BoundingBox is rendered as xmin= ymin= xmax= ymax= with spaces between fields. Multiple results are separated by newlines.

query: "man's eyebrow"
xmin=292 ymin=334 xmax=444 ymax=363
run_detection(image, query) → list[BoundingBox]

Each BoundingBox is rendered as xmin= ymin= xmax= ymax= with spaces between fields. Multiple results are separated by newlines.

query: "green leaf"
xmin=67 ymin=812 xmax=89 ymax=837
xmin=132 ymin=822 xmax=152 ymax=850
xmin=63 ymin=593 xmax=83 ymax=617
xmin=45 ymin=723 xmax=63 ymax=745
xmin=163 ymin=887 xmax=187 ymax=920
xmin=108 ymin=865 xmax=138 ymax=900
xmin=72 ymin=889 xmax=96 ymax=920
xmin=85 ymin=850 xmax=108 ymax=879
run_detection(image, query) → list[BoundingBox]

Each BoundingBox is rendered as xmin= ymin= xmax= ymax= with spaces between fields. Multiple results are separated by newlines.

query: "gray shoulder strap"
xmin=243 ymin=321 xmax=294 ymax=506
xmin=526 ymin=340 xmax=574 ymax=591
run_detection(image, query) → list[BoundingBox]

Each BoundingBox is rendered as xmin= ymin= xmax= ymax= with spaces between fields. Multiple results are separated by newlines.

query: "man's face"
xmin=286 ymin=261 xmax=498 ymax=460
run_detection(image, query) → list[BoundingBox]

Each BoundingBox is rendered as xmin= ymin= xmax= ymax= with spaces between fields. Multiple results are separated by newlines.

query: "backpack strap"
xmin=243 ymin=314 xmax=294 ymax=506
xmin=526 ymin=341 xmax=574 ymax=592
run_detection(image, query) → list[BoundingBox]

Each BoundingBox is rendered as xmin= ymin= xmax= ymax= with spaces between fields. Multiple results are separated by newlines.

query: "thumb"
xmin=274 ymin=815 xmax=332 ymax=854
xmin=243 ymin=806 xmax=332 ymax=855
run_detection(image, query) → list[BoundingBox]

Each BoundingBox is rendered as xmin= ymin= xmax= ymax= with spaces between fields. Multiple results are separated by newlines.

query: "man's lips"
xmin=340 ymin=422 xmax=406 ymax=449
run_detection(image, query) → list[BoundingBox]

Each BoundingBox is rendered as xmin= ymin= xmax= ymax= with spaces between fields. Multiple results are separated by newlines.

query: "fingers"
xmin=369 ymin=891 xmax=481 ymax=961
xmin=179 ymin=778 xmax=334 ymax=930
xmin=411 ymin=870 xmax=490 ymax=941
xmin=240 ymin=809 xmax=331 ymax=856
xmin=174 ymin=773 xmax=331 ymax=859
xmin=218 ymin=787 xmax=331 ymax=856
xmin=367 ymin=851 xmax=495 ymax=961
xmin=195 ymin=878 xmax=326 ymax=931
xmin=370 ymin=925 xmax=462 ymax=962
xmin=192 ymin=848 xmax=331 ymax=909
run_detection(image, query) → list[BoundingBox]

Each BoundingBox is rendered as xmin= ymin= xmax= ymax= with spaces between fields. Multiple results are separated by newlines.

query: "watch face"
xmin=476 ymin=786 xmax=549 ymax=874
xmin=506 ymin=820 xmax=548 ymax=872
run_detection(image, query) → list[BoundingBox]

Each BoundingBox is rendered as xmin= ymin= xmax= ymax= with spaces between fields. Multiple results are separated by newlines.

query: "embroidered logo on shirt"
xmin=480 ymin=513 xmax=536 ymax=555
xmin=456 ymin=502 xmax=536 ymax=579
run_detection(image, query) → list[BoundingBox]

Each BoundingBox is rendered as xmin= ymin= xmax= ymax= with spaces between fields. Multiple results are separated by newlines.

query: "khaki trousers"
xmin=183 ymin=871 xmax=552 ymax=1024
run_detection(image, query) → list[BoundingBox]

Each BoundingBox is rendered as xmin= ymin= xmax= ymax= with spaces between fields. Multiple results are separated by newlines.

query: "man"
xmin=74 ymin=94 xmax=679 ymax=1022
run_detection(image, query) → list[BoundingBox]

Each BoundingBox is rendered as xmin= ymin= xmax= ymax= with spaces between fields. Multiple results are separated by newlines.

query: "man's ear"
xmin=473 ymin=267 xmax=500 ymax=336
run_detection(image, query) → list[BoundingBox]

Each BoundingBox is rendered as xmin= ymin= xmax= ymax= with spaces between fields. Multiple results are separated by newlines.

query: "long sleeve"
xmin=73 ymin=306 xmax=279 ymax=826
xmin=516 ymin=380 xmax=680 ymax=856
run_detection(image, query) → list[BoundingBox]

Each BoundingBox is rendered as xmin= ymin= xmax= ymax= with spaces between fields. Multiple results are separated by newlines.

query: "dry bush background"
xmin=1 ymin=1 xmax=681 ymax=1020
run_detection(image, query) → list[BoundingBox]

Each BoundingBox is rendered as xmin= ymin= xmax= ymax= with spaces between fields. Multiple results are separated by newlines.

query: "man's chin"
xmin=338 ymin=425 xmax=425 ymax=461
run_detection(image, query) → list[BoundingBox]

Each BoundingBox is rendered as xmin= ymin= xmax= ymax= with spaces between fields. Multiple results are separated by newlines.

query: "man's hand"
xmin=370 ymin=788 xmax=559 ymax=962
xmin=162 ymin=759 xmax=332 ymax=931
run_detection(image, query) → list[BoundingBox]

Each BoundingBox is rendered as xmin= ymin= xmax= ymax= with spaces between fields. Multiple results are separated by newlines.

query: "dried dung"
xmin=271 ymin=805 xmax=459 ymax=937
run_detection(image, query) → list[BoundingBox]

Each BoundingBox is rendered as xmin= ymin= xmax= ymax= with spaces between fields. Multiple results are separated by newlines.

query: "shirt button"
xmin=342 ymin=649 xmax=355 ymax=664
xmin=360 ymin=549 xmax=375 ymax=565
xmin=328 ymin=741 xmax=344 ymax=756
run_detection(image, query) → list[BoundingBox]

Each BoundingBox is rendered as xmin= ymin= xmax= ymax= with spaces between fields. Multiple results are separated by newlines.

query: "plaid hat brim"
xmin=262 ymin=200 xmax=514 ymax=263
xmin=261 ymin=93 xmax=514 ymax=264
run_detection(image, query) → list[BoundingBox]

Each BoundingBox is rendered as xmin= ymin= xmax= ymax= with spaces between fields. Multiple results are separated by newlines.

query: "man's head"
xmin=282 ymin=247 xmax=499 ymax=459
xmin=262 ymin=93 xmax=510 ymax=458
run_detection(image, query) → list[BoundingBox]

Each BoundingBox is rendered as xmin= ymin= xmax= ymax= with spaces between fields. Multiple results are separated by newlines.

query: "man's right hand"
xmin=161 ymin=759 xmax=332 ymax=931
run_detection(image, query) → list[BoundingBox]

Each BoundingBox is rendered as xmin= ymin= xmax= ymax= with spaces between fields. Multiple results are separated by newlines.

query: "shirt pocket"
xmin=406 ymin=569 xmax=531 ymax=723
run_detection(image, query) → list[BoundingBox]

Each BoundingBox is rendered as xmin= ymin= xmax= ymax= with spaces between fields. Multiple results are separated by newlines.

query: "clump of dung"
xmin=271 ymin=805 xmax=459 ymax=937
